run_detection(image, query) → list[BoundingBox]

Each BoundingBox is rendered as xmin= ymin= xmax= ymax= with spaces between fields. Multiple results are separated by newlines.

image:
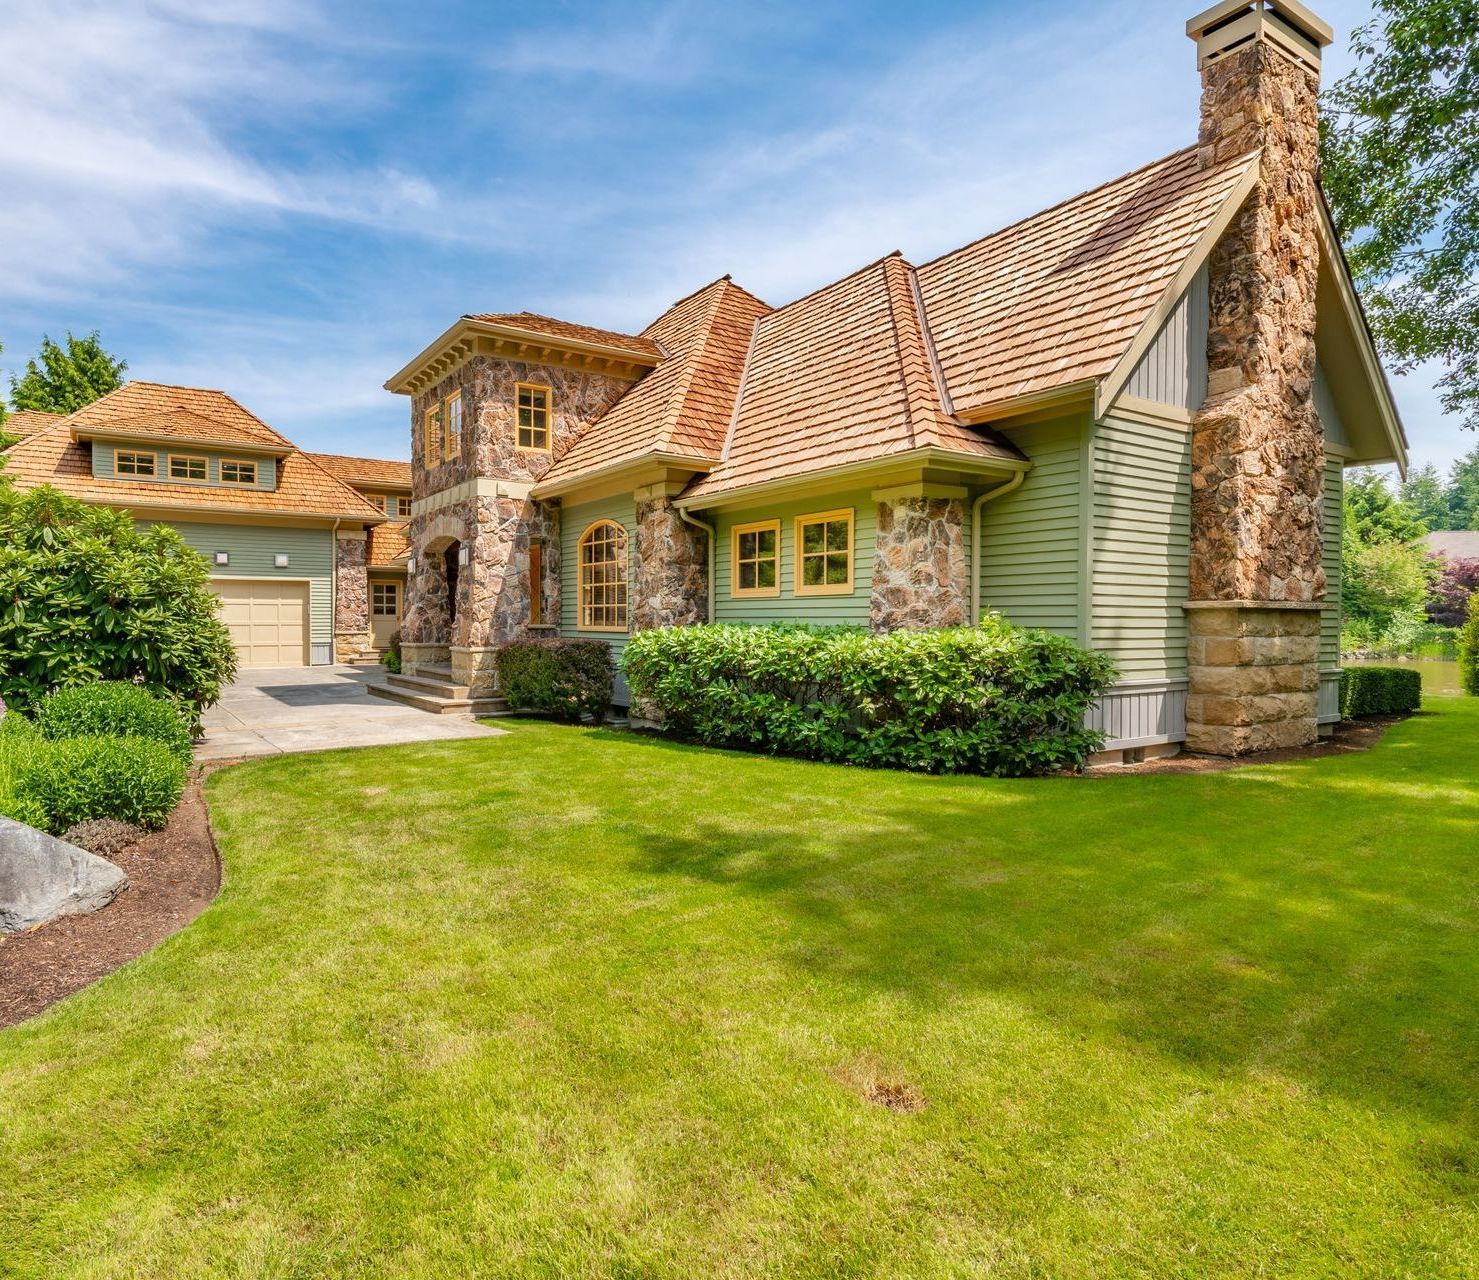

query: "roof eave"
xmin=71 ymin=426 xmax=294 ymax=459
xmin=530 ymin=451 xmax=714 ymax=500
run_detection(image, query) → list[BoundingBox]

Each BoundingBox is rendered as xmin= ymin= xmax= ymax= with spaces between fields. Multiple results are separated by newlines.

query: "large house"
xmin=382 ymin=0 xmax=1407 ymax=758
xmin=2 ymin=382 xmax=411 ymax=668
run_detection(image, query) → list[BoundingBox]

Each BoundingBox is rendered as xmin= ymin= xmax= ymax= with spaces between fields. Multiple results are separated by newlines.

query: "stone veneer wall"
xmin=333 ymin=533 xmax=371 ymax=662
xmin=870 ymin=496 xmax=967 ymax=631
xmin=1186 ymin=37 xmax=1327 ymax=754
xmin=632 ymin=496 xmax=707 ymax=630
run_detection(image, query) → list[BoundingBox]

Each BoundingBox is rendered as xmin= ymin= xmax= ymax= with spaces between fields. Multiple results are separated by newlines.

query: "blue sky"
xmin=0 ymin=0 xmax=1465 ymax=474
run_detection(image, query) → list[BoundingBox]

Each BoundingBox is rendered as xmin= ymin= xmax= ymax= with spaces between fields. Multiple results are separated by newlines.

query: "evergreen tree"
xmin=7 ymin=332 xmax=126 ymax=416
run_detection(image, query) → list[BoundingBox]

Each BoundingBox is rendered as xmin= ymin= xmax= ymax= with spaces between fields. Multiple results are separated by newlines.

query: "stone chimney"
xmin=1183 ymin=1 xmax=1335 ymax=756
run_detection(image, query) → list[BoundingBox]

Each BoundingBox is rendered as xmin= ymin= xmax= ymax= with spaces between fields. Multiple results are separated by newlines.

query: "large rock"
xmin=0 ymin=816 xmax=128 ymax=933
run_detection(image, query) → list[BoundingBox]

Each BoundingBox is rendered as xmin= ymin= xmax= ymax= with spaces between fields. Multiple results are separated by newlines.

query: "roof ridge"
xmin=881 ymin=255 xmax=952 ymax=450
xmin=638 ymin=276 xmax=731 ymax=335
xmin=761 ymin=249 xmax=914 ymax=324
xmin=718 ymin=316 xmax=764 ymax=464
xmin=654 ymin=279 xmax=733 ymax=452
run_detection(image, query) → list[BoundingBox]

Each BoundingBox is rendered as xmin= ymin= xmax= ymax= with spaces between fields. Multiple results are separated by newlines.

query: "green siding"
xmin=560 ymin=493 xmax=637 ymax=658
xmin=157 ymin=520 xmax=334 ymax=647
xmin=1090 ymin=416 xmax=1192 ymax=677
xmin=978 ymin=415 xmax=1085 ymax=638
xmin=1322 ymin=459 xmax=1343 ymax=665
xmin=712 ymin=489 xmax=875 ymax=626
xmin=96 ymin=442 xmax=277 ymax=490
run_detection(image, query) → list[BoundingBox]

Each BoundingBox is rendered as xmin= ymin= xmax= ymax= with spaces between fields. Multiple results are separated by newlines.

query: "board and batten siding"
xmin=977 ymin=415 xmax=1084 ymax=637
xmin=160 ymin=519 xmax=334 ymax=661
xmin=1122 ymin=266 xmax=1209 ymax=411
xmin=712 ymin=489 xmax=875 ymax=626
xmin=95 ymin=442 xmax=278 ymax=490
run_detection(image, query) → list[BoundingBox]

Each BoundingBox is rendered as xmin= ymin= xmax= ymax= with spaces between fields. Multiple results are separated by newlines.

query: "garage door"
xmin=213 ymin=579 xmax=309 ymax=668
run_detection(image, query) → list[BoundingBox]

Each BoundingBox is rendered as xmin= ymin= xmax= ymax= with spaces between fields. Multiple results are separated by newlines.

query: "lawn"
xmin=2 ymin=701 xmax=1476 ymax=1278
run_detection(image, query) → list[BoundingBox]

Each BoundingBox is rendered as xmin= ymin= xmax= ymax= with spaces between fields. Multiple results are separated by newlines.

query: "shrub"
xmin=61 ymin=817 xmax=146 ymax=858
xmin=11 ymin=736 xmax=184 ymax=833
xmin=1340 ymin=665 xmax=1423 ymax=718
xmin=1427 ymin=556 xmax=1479 ymax=627
xmin=36 ymin=681 xmax=194 ymax=763
xmin=384 ymin=630 xmax=402 ymax=675
xmin=1461 ymin=593 xmax=1479 ymax=697
xmin=622 ymin=619 xmax=1118 ymax=776
xmin=0 ymin=486 xmax=237 ymax=723
xmin=497 ymin=638 xmax=613 ymax=723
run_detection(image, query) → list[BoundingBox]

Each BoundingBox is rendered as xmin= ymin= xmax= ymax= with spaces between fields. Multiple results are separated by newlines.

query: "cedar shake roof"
xmin=368 ymin=520 xmax=410 ymax=566
xmin=540 ymin=278 xmax=771 ymax=486
xmin=465 ymin=312 xmax=662 ymax=359
xmin=307 ymin=452 xmax=412 ymax=490
xmin=1 ymin=381 xmax=384 ymax=522
xmin=685 ymin=255 xmax=1023 ymax=499
xmin=3 ymin=409 xmax=65 ymax=438
xmin=916 ymin=145 xmax=1258 ymax=413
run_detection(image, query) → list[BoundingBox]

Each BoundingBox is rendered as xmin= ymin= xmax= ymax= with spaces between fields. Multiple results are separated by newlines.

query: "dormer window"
xmin=116 ymin=450 xmax=156 ymax=477
xmin=169 ymin=455 xmax=207 ymax=481
xmin=516 ymin=383 xmax=551 ymax=451
xmin=221 ymin=459 xmax=258 ymax=485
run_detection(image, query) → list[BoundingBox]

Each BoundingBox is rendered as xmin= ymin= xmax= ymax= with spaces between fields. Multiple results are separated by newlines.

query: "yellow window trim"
xmin=577 ymin=518 xmax=628 ymax=632
xmin=730 ymin=518 xmax=781 ymax=598
xmin=167 ymin=453 xmax=208 ymax=480
xmin=422 ymin=404 xmax=442 ymax=468
xmin=515 ymin=381 xmax=552 ymax=453
xmin=115 ymin=449 xmax=157 ymax=476
xmin=442 ymin=392 xmax=462 ymax=462
xmin=220 ymin=458 xmax=259 ymax=485
xmin=793 ymin=507 xmax=855 ymax=597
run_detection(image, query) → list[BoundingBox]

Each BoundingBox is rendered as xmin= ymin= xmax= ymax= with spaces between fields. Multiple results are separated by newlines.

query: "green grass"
xmin=2 ymin=701 xmax=1477 ymax=1278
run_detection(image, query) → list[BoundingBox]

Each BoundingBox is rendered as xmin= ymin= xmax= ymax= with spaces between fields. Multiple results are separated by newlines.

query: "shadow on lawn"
xmin=595 ymin=722 xmax=1478 ymax=1137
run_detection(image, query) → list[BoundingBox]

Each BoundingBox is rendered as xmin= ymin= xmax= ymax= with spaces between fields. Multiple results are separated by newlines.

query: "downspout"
xmin=678 ymin=506 xmax=717 ymax=623
xmin=970 ymin=473 xmax=1025 ymax=625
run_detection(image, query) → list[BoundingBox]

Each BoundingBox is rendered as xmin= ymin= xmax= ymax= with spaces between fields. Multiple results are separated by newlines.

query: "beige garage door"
xmin=213 ymin=579 xmax=309 ymax=668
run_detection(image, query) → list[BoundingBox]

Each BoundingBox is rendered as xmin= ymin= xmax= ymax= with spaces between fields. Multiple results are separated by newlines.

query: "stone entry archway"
xmin=444 ymin=540 xmax=461 ymax=626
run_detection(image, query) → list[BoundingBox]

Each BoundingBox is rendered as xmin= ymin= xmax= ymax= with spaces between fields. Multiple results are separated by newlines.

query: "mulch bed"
xmin=0 ymin=770 xmax=222 ymax=1029
xmin=1087 ymin=714 xmax=1406 ymax=775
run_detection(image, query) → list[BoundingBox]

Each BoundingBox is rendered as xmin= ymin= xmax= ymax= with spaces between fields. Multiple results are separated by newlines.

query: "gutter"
xmin=970 ymin=472 xmax=1025 ymax=624
xmin=677 ymin=507 xmax=717 ymax=623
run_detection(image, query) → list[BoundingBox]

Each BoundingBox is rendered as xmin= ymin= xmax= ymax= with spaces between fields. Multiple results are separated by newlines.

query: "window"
xmin=423 ymin=402 xmax=443 ymax=468
xmin=168 ymin=455 xmax=207 ymax=481
xmin=443 ymin=392 xmax=462 ymax=461
xmin=731 ymin=519 xmax=780 ymax=597
xmin=578 ymin=520 xmax=627 ymax=631
xmin=390 ymin=495 xmax=411 ymax=517
xmin=794 ymin=508 xmax=854 ymax=595
xmin=220 ymin=459 xmax=258 ymax=485
xmin=516 ymin=383 xmax=551 ymax=451
xmin=371 ymin=582 xmax=400 ymax=616
xmin=115 ymin=450 xmax=156 ymax=477
xmin=528 ymin=540 xmax=544 ymax=626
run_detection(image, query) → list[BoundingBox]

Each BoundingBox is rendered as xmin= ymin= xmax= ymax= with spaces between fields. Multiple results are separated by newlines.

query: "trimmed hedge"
xmin=496 ymin=638 xmax=613 ymax=723
xmin=1462 ymin=592 xmax=1479 ymax=697
xmin=1340 ymin=665 xmax=1422 ymax=718
xmin=6 ymin=734 xmax=184 ymax=832
xmin=622 ymin=620 xmax=1118 ymax=776
xmin=36 ymin=681 xmax=194 ymax=763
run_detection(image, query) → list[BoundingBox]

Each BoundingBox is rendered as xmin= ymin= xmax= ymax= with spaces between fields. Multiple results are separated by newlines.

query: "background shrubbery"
xmin=1340 ymin=665 xmax=1423 ymax=718
xmin=623 ymin=619 xmax=1117 ymax=776
xmin=496 ymin=638 xmax=613 ymax=723
xmin=1461 ymin=594 xmax=1479 ymax=696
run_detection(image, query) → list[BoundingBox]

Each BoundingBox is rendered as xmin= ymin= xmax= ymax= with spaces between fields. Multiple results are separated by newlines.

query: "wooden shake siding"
xmin=977 ymin=416 xmax=1084 ymax=637
xmin=560 ymin=492 xmax=636 ymax=657
xmin=1090 ymin=416 xmax=1192 ymax=676
xmin=713 ymin=489 xmax=875 ymax=626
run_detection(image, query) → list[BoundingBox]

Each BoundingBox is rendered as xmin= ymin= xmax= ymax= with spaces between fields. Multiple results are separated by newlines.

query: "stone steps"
xmin=366 ymin=668 xmax=508 ymax=718
xmin=344 ymin=650 xmax=386 ymax=667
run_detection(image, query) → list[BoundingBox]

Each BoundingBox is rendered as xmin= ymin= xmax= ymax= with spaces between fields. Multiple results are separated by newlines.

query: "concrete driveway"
xmin=197 ymin=666 xmax=506 ymax=760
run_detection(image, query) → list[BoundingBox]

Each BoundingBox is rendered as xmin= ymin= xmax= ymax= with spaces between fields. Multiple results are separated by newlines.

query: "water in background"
xmin=1345 ymin=656 xmax=1462 ymax=696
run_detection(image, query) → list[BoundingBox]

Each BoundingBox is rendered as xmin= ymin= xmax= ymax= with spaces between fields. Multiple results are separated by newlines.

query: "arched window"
xmin=579 ymin=520 xmax=628 ymax=631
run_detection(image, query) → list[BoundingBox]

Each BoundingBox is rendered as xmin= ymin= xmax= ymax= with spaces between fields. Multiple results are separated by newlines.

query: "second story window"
xmin=423 ymin=402 xmax=443 ymax=468
xmin=389 ymin=495 xmax=411 ymax=517
xmin=443 ymin=392 xmax=462 ymax=461
xmin=115 ymin=450 xmax=156 ymax=477
xmin=221 ymin=459 xmax=259 ymax=485
xmin=169 ymin=455 xmax=207 ymax=481
xmin=516 ymin=383 xmax=551 ymax=451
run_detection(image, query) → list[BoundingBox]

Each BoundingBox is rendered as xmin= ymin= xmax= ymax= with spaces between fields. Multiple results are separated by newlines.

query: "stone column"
xmin=333 ymin=531 xmax=371 ymax=663
xmin=1185 ymin=27 xmax=1328 ymax=754
xmin=632 ymin=492 xmax=708 ymax=630
xmin=870 ymin=488 xmax=967 ymax=631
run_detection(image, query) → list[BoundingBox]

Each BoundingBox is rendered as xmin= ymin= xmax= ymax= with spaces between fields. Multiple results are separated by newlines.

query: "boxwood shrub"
xmin=622 ymin=619 xmax=1118 ymax=776
xmin=10 ymin=735 xmax=184 ymax=833
xmin=496 ymin=638 xmax=613 ymax=723
xmin=35 ymin=681 xmax=194 ymax=763
xmin=1340 ymin=665 xmax=1422 ymax=718
xmin=1461 ymin=592 xmax=1479 ymax=697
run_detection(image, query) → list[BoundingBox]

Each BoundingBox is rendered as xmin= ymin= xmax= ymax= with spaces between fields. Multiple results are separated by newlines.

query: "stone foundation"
xmin=1184 ymin=603 xmax=1321 ymax=755
xmin=450 ymin=645 xmax=500 ymax=696
xmin=401 ymin=642 xmax=450 ymax=669
xmin=334 ymin=533 xmax=371 ymax=661
xmin=870 ymin=493 xmax=967 ymax=630
xmin=632 ymin=495 xmax=707 ymax=630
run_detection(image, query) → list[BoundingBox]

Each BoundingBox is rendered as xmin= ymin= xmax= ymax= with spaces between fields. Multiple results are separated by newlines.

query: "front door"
xmin=370 ymin=579 xmax=402 ymax=647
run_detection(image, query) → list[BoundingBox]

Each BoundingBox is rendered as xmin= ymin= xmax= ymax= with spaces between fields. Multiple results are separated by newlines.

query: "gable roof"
xmin=307 ymin=452 xmax=412 ymax=491
xmin=683 ymin=254 xmax=1023 ymax=500
xmin=537 ymin=277 xmax=772 ymax=491
xmin=67 ymin=382 xmax=294 ymax=448
xmin=916 ymin=144 xmax=1260 ymax=418
xmin=3 ymin=409 xmax=65 ymax=438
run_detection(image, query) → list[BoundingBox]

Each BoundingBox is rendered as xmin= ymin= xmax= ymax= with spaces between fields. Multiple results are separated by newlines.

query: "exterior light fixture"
xmin=274 ymin=553 xmax=289 ymax=568
xmin=406 ymin=556 xmax=416 ymax=573
xmin=214 ymin=551 xmax=229 ymax=566
xmin=458 ymin=545 xmax=470 ymax=567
